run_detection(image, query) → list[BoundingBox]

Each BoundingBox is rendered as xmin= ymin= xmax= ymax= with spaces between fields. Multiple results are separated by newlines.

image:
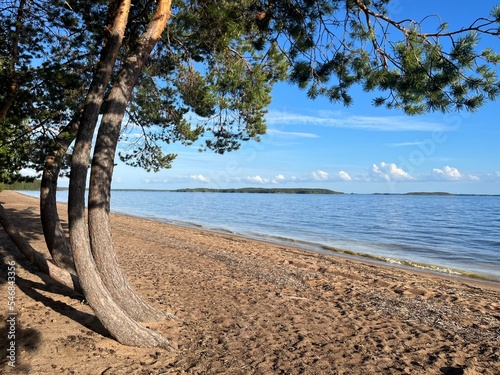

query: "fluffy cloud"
xmin=370 ymin=162 xmax=413 ymax=182
xmin=245 ymin=175 xmax=269 ymax=184
xmin=272 ymin=174 xmax=286 ymax=184
xmin=190 ymin=174 xmax=210 ymax=182
xmin=338 ymin=171 xmax=352 ymax=181
xmin=432 ymin=166 xmax=462 ymax=180
xmin=311 ymin=170 xmax=329 ymax=181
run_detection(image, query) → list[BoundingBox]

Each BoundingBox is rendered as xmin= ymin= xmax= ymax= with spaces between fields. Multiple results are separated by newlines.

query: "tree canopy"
xmin=2 ymin=0 xmax=499 ymax=181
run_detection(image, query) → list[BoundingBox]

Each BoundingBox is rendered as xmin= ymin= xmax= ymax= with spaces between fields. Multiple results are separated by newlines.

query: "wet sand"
xmin=1 ymin=190 xmax=499 ymax=374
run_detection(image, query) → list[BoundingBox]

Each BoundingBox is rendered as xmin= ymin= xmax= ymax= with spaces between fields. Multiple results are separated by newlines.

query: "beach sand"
xmin=1 ymin=190 xmax=499 ymax=374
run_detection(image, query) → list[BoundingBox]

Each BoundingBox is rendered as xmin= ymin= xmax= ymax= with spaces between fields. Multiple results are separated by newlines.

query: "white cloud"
xmin=267 ymin=110 xmax=452 ymax=132
xmin=245 ymin=175 xmax=269 ymax=184
xmin=432 ymin=166 xmax=462 ymax=180
xmin=271 ymin=174 xmax=286 ymax=184
xmin=266 ymin=129 xmax=319 ymax=138
xmin=311 ymin=170 xmax=329 ymax=181
xmin=388 ymin=141 xmax=426 ymax=147
xmin=370 ymin=162 xmax=413 ymax=182
xmin=338 ymin=171 xmax=352 ymax=181
xmin=190 ymin=174 xmax=210 ymax=182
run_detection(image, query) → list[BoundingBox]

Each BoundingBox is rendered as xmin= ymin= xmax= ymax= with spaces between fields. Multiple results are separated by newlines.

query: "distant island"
xmin=4 ymin=182 xmax=497 ymax=196
xmin=170 ymin=187 xmax=343 ymax=194
xmin=404 ymin=192 xmax=453 ymax=196
xmin=373 ymin=192 xmax=499 ymax=197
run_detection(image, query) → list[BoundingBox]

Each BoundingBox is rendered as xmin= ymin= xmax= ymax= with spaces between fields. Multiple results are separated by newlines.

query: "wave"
xmin=319 ymin=245 xmax=499 ymax=282
xmin=180 ymin=225 xmax=500 ymax=283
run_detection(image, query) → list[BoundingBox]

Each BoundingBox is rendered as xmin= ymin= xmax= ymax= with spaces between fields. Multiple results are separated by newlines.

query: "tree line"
xmin=171 ymin=187 xmax=343 ymax=194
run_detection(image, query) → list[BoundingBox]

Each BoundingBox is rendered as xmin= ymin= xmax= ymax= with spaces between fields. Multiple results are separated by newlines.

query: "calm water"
xmin=20 ymin=190 xmax=500 ymax=282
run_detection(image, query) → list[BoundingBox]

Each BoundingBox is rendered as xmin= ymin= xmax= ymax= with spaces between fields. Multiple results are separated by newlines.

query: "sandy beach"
xmin=1 ymin=190 xmax=499 ymax=374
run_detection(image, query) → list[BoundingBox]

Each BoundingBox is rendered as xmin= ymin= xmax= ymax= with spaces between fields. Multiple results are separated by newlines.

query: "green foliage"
xmin=261 ymin=0 xmax=500 ymax=114
xmin=171 ymin=187 xmax=343 ymax=194
xmin=120 ymin=0 xmax=289 ymax=166
xmin=0 ymin=118 xmax=35 ymax=183
xmin=0 ymin=0 xmax=107 ymax=181
xmin=0 ymin=179 xmax=41 ymax=192
xmin=2 ymin=0 xmax=500 ymax=178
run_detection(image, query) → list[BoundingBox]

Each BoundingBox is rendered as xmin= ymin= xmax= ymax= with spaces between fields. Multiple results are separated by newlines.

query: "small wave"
xmin=199 ymin=229 xmax=500 ymax=283
xmin=320 ymin=245 xmax=500 ymax=283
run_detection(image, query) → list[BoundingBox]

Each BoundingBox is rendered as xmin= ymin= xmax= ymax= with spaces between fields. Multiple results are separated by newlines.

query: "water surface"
xmin=20 ymin=190 xmax=500 ymax=282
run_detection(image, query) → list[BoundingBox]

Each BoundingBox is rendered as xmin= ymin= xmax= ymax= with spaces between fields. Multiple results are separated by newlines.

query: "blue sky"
xmin=73 ymin=1 xmax=500 ymax=194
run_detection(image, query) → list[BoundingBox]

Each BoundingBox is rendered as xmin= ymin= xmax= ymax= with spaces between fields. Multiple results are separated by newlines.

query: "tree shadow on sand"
xmin=1 ymin=244 xmax=41 ymax=373
xmin=441 ymin=367 xmax=465 ymax=375
xmin=0 ymin=318 xmax=41 ymax=373
xmin=1 ymin=203 xmax=67 ymax=246
xmin=14 ymin=274 xmax=110 ymax=338
xmin=0 ymin=202 xmax=112 ymax=362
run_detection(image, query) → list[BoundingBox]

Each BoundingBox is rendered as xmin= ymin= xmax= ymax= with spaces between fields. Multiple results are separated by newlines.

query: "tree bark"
xmin=88 ymin=0 xmax=173 ymax=323
xmin=68 ymin=198 xmax=171 ymax=348
xmin=69 ymin=0 xmax=171 ymax=348
xmin=40 ymin=112 xmax=81 ymax=274
xmin=0 ymin=202 xmax=81 ymax=292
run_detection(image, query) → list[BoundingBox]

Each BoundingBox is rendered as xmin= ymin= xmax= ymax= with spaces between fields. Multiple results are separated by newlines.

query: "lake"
xmin=19 ymin=190 xmax=500 ymax=282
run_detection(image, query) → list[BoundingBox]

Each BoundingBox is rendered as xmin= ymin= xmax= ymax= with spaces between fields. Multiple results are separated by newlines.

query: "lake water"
xmin=19 ymin=190 xmax=500 ymax=282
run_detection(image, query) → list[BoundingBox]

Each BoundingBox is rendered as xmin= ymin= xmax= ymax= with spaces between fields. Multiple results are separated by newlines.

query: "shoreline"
xmin=16 ymin=190 xmax=500 ymax=285
xmin=114 ymin=210 xmax=500 ymax=289
xmin=1 ymin=190 xmax=500 ymax=374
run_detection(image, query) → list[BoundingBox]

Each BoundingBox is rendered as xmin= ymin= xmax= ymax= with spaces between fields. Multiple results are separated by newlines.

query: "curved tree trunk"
xmin=69 ymin=0 xmax=171 ymax=347
xmin=40 ymin=113 xmax=81 ymax=274
xmin=0 ymin=202 xmax=81 ymax=292
xmin=88 ymin=0 xmax=173 ymax=323
xmin=68 ymin=199 xmax=171 ymax=348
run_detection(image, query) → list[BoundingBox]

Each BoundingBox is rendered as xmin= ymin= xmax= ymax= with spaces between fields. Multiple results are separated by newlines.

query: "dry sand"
xmin=0 ymin=190 xmax=499 ymax=374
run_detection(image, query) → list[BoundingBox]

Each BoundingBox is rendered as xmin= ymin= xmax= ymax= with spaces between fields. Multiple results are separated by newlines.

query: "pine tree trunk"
xmin=88 ymin=0 xmax=173 ymax=322
xmin=40 ymin=113 xmax=81 ymax=274
xmin=68 ymin=0 xmax=172 ymax=347
xmin=68 ymin=198 xmax=171 ymax=348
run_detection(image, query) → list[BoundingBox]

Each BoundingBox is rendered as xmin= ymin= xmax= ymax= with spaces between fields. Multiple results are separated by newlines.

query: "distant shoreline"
xmin=111 ymin=189 xmax=499 ymax=196
xmin=166 ymin=187 xmax=343 ymax=194
xmin=5 ymin=184 xmax=499 ymax=196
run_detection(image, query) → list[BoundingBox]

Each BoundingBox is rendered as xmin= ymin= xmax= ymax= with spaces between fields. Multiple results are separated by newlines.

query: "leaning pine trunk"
xmin=69 ymin=0 xmax=171 ymax=347
xmin=68 ymin=199 xmax=171 ymax=348
xmin=40 ymin=113 xmax=81 ymax=274
xmin=87 ymin=0 xmax=173 ymax=323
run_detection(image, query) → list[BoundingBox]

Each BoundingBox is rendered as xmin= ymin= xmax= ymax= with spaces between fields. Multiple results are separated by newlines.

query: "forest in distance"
xmin=3 ymin=182 xmax=500 ymax=196
xmin=168 ymin=187 xmax=342 ymax=194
